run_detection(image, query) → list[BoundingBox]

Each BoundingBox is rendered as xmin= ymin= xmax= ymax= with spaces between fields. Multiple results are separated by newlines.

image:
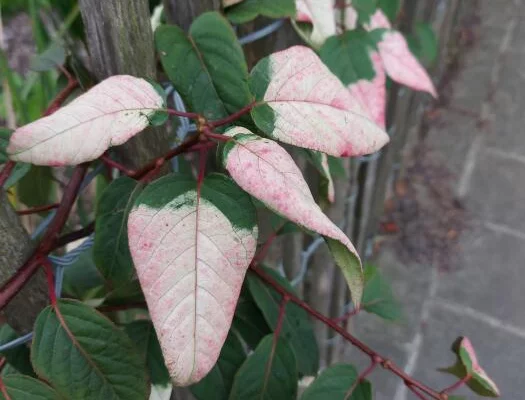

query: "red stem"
xmin=408 ymin=385 xmax=430 ymax=400
xmin=274 ymin=295 xmax=289 ymax=340
xmin=441 ymin=374 xmax=471 ymax=394
xmin=249 ymin=265 xmax=443 ymax=400
xmin=43 ymin=259 xmax=57 ymax=306
xmin=0 ymin=162 xmax=15 ymax=188
xmin=43 ymin=79 xmax=79 ymax=116
xmin=345 ymin=358 xmax=379 ymax=397
xmin=166 ymin=108 xmax=200 ymax=119
xmin=0 ymin=372 xmax=10 ymax=400
xmin=209 ymin=101 xmax=256 ymax=128
xmin=100 ymin=154 xmax=134 ymax=176
xmin=131 ymin=134 xmax=201 ymax=180
xmin=202 ymin=130 xmax=231 ymax=142
xmin=16 ymin=203 xmax=59 ymax=215
xmin=0 ymin=164 xmax=88 ymax=310
xmin=332 ymin=307 xmax=359 ymax=324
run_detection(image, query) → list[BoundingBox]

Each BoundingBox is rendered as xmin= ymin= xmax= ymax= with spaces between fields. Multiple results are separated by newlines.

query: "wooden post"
xmin=79 ymin=0 xmax=172 ymax=170
xmin=163 ymin=0 xmax=221 ymax=31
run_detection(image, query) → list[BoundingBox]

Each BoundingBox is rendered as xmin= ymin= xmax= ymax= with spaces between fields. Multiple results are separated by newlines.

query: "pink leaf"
xmin=367 ymin=10 xmax=437 ymax=97
xmin=295 ymin=0 xmax=337 ymax=46
xmin=7 ymin=75 xmax=164 ymax=166
xmin=251 ymin=46 xmax=389 ymax=157
xmin=223 ymin=127 xmax=364 ymax=306
xmin=348 ymin=51 xmax=387 ymax=128
xmin=128 ymin=174 xmax=257 ymax=386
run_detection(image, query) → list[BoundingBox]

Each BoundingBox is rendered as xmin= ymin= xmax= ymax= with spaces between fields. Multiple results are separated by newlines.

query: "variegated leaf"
xmin=440 ymin=337 xmax=500 ymax=398
xmin=128 ymin=173 xmax=257 ymax=386
xmin=7 ymin=75 xmax=164 ymax=166
xmin=348 ymin=51 xmax=387 ymax=128
xmin=295 ymin=0 xmax=337 ymax=46
xmin=367 ymin=10 xmax=437 ymax=97
xmin=223 ymin=127 xmax=364 ymax=306
xmin=250 ymin=46 xmax=389 ymax=158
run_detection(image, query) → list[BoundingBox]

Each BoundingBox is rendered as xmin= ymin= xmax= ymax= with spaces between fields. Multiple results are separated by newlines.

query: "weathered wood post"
xmin=79 ymin=0 xmax=172 ymax=170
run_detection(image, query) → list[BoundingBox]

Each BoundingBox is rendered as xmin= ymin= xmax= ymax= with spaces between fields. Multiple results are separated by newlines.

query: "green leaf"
xmin=439 ymin=337 xmax=500 ymax=398
xmin=319 ymin=30 xmax=377 ymax=86
xmin=353 ymin=0 xmax=378 ymax=22
xmin=302 ymin=150 xmax=335 ymax=205
xmin=94 ymin=177 xmax=143 ymax=284
xmin=246 ymin=266 xmax=319 ymax=375
xmin=0 ymin=375 xmax=60 ymax=400
xmin=225 ymin=0 xmax=296 ymax=25
xmin=377 ymin=0 xmax=400 ymax=22
xmin=17 ymin=165 xmax=56 ymax=208
xmin=125 ymin=320 xmax=170 ymax=386
xmin=232 ymin=290 xmax=272 ymax=349
xmin=0 ymin=325 xmax=35 ymax=377
xmin=301 ymin=364 xmax=372 ymax=400
xmin=190 ymin=332 xmax=246 ymax=400
xmin=328 ymin=156 xmax=347 ymax=179
xmin=361 ymin=265 xmax=402 ymax=321
xmin=0 ymin=128 xmax=29 ymax=189
xmin=229 ymin=334 xmax=297 ymax=400
xmin=102 ymin=280 xmax=145 ymax=307
xmin=31 ymin=299 xmax=149 ymax=400
xmin=156 ymin=12 xmax=252 ymax=122
xmin=30 ymin=42 xmax=66 ymax=72
xmin=406 ymin=23 xmax=438 ymax=66
xmin=61 ymin=248 xmax=106 ymax=301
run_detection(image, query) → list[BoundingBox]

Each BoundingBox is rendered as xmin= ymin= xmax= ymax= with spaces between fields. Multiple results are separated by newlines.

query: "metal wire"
xmin=239 ymin=19 xmax=285 ymax=45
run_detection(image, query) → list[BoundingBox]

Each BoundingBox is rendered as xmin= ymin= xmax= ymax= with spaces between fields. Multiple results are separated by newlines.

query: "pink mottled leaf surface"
xmin=223 ymin=127 xmax=364 ymax=305
xmin=295 ymin=0 xmax=336 ymax=46
xmin=367 ymin=10 xmax=437 ymax=97
xmin=348 ymin=51 xmax=387 ymax=128
xmin=7 ymin=75 xmax=164 ymax=166
xmin=250 ymin=46 xmax=389 ymax=158
xmin=128 ymin=174 xmax=257 ymax=386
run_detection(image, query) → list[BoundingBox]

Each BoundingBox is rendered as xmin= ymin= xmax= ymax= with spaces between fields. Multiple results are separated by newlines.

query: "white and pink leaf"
xmin=223 ymin=127 xmax=364 ymax=306
xmin=250 ymin=46 xmax=389 ymax=158
xmin=128 ymin=174 xmax=257 ymax=386
xmin=7 ymin=75 xmax=164 ymax=166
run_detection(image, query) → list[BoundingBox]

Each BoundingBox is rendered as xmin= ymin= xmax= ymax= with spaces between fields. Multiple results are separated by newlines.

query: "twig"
xmin=249 ymin=265 xmax=443 ymax=400
xmin=440 ymin=374 xmax=471 ymax=395
xmin=166 ymin=108 xmax=200 ymax=119
xmin=345 ymin=358 xmax=379 ymax=397
xmin=16 ymin=203 xmax=59 ymax=216
xmin=208 ymin=101 xmax=256 ymax=128
xmin=43 ymin=78 xmax=79 ymax=116
xmin=0 ymin=164 xmax=89 ymax=310
xmin=43 ymin=259 xmax=56 ymax=306
xmin=408 ymin=384 xmax=430 ymax=400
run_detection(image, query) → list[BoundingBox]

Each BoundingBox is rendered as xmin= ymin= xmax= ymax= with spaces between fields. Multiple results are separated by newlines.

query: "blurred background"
xmin=0 ymin=0 xmax=522 ymax=399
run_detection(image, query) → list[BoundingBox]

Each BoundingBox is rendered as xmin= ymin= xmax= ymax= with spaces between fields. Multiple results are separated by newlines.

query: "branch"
xmin=16 ymin=203 xmax=59 ymax=216
xmin=53 ymin=221 xmax=95 ymax=250
xmin=249 ymin=265 xmax=444 ymax=400
xmin=208 ymin=101 xmax=257 ymax=128
xmin=0 ymin=164 xmax=89 ymax=310
xmin=440 ymin=374 xmax=471 ymax=395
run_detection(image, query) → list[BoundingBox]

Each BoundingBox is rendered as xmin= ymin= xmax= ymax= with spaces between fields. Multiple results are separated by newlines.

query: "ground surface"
xmin=347 ymin=1 xmax=525 ymax=398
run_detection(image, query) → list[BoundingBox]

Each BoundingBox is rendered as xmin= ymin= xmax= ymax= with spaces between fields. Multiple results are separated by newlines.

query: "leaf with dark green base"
xmin=0 ymin=325 xmax=35 ymax=377
xmin=246 ymin=266 xmax=319 ymax=375
xmin=31 ymin=299 xmax=148 ymax=400
xmin=439 ymin=337 xmax=500 ymax=397
xmin=190 ymin=332 xmax=246 ymax=400
xmin=125 ymin=320 xmax=170 ymax=386
xmin=94 ymin=177 xmax=143 ymax=284
xmin=229 ymin=335 xmax=297 ymax=400
xmin=61 ymin=248 xmax=105 ymax=301
xmin=156 ymin=12 xmax=252 ymax=122
xmin=301 ymin=364 xmax=372 ymax=400
xmin=225 ymin=0 xmax=296 ymax=24
xmin=1 ymin=128 xmax=30 ymax=188
xmin=406 ymin=23 xmax=438 ymax=66
xmin=30 ymin=42 xmax=66 ymax=72
xmin=0 ymin=375 xmax=60 ymax=400
xmin=361 ymin=265 xmax=402 ymax=321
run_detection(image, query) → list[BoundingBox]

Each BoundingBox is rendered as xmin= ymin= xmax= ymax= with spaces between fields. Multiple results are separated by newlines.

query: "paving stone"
xmin=466 ymin=148 xmax=525 ymax=232
xmin=437 ymin=223 xmax=525 ymax=328
xmin=412 ymin=306 xmax=525 ymax=399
